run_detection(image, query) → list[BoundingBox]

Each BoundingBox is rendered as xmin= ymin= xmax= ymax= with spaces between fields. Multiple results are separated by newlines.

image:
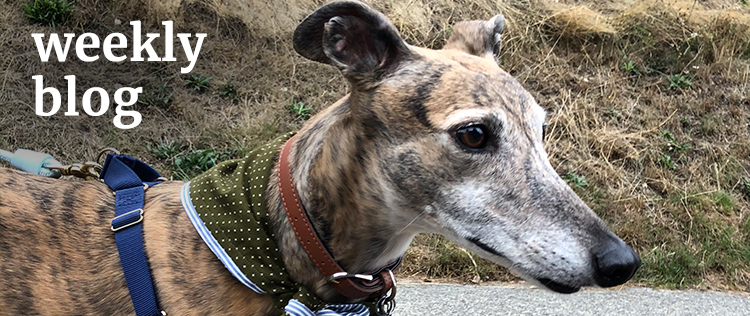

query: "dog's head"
xmin=293 ymin=1 xmax=640 ymax=293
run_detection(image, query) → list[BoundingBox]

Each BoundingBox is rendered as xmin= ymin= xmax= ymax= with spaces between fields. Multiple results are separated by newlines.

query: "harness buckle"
xmin=327 ymin=272 xmax=374 ymax=284
xmin=111 ymin=209 xmax=144 ymax=232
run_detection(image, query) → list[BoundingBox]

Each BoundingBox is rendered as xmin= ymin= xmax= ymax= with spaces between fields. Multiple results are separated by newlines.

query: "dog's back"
xmin=0 ymin=168 xmax=274 ymax=315
xmin=0 ymin=168 xmax=133 ymax=315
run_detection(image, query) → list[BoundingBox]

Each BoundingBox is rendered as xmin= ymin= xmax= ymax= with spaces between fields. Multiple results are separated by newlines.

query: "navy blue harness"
xmin=100 ymin=154 xmax=165 ymax=316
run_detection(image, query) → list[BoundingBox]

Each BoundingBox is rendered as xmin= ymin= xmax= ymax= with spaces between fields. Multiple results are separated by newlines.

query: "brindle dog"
xmin=0 ymin=1 xmax=640 ymax=315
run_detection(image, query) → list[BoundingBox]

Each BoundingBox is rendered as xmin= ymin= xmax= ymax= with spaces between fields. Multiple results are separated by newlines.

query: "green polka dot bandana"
xmin=181 ymin=132 xmax=332 ymax=313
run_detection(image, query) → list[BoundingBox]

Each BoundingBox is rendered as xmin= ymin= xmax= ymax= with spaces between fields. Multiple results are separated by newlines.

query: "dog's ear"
xmin=443 ymin=14 xmax=505 ymax=60
xmin=293 ymin=1 xmax=411 ymax=82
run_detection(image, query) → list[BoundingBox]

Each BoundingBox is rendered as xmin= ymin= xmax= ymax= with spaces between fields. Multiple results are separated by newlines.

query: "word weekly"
xmin=31 ymin=21 xmax=206 ymax=129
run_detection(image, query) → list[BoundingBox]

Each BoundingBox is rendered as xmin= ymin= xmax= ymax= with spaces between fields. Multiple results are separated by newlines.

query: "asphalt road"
xmin=393 ymin=281 xmax=750 ymax=316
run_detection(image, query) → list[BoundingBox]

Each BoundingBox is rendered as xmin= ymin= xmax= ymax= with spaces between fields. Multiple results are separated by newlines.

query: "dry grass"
xmin=1 ymin=0 xmax=750 ymax=290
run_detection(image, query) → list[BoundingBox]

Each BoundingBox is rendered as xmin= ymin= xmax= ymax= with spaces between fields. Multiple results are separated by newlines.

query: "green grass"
xmin=693 ymin=215 xmax=750 ymax=281
xmin=218 ymin=82 xmax=239 ymax=101
xmin=659 ymin=154 xmax=677 ymax=170
xmin=185 ymin=74 xmax=212 ymax=92
xmin=149 ymin=141 xmax=236 ymax=180
xmin=666 ymin=140 xmax=692 ymax=154
xmin=620 ymin=57 xmax=642 ymax=77
xmin=564 ymin=172 xmax=588 ymax=188
xmin=138 ymin=84 xmax=172 ymax=108
xmin=671 ymin=190 xmax=737 ymax=214
xmin=637 ymin=246 xmax=701 ymax=288
xmin=741 ymin=178 xmax=750 ymax=201
xmin=659 ymin=130 xmax=690 ymax=171
xmin=711 ymin=192 xmax=735 ymax=213
xmin=147 ymin=140 xmax=181 ymax=160
xmin=289 ymin=101 xmax=313 ymax=120
xmin=667 ymin=73 xmax=695 ymax=90
xmin=661 ymin=129 xmax=692 ymax=154
xmin=173 ymin=149 xmax=223 ymax=180
xmin=23 ymin=0 xmax=74 ymax=27
xmin=637 ymin=213 xmax=750 ymax=288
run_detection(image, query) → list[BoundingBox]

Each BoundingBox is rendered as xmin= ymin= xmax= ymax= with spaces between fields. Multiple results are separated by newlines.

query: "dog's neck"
xmin=267 ymin=94 xmax=419 ymax=301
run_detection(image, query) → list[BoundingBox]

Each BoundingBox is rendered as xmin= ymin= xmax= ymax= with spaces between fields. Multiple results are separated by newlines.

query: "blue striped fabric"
xmin=286 ymin=300 xmax=370 ymax=316
xmin=181 ymin=182 xmax=370 ymax=316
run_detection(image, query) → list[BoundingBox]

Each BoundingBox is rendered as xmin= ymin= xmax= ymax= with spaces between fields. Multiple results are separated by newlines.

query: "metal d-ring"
xmin=96 ymin=147 xmax=120 ymax=165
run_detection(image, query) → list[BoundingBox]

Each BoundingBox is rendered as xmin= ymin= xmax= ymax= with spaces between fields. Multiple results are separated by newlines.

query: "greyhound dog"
xmin=0 ymin=1 xmax=640 ymax=315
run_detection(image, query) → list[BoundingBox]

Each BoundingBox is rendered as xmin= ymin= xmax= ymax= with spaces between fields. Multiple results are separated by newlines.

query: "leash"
xmin=278 ymin=135 xmax=400 ymax=315
xmin=100 ymin=153 xmax=167 ymax=316
xmin=0 ymin=147 xmax=121 ymax=180
xmin=0 ymin=148 xmax=64 ymax=178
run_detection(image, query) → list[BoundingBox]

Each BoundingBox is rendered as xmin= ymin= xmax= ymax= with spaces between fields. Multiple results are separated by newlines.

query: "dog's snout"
xmin=593 ymin=236 xmax=641 ymax=288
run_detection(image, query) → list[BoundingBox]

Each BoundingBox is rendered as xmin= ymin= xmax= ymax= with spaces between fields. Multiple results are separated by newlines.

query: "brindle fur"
xmin=1 ymin=1 xmax=634 ymax=314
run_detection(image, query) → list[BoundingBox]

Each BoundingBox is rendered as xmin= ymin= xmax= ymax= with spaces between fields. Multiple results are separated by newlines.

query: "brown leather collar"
xmin=278 ymin=135 xmax=399 ymax=300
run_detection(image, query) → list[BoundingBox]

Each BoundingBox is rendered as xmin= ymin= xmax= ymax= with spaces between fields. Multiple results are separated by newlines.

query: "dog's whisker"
xmin=396 ymin=210 xmax=426 ymax=235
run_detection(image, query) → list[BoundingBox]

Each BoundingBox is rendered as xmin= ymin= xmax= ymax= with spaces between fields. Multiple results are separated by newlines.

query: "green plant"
xmin=741 ymin=178 xmax=750 ymax=201
xmin=661 ymin=129 xmax=692 ymax=154
xmin=289 ymin=101 xmax=313 ymax=120
xmin=564 ymin=172 xmax=588 ymax=188
xmin=690 ymin=215 xmax=750 ymax=280
xmin=218 ymin=82 xmax=239 ymax=101
xmin=712 ymin=192 xmax=735 ymax=213
xmin=23 ymin=0 xmax=74 ymax=27
xmin=637 ymin=246 xmax=701 ymax=288
xmin=173 ymin=149 xmax=220 ymax=180
xmin=147 ymin=141 xmax=181 ymax=160
xmin=621 ymin=58 xmax=641 ymax=76
xmin=668 ymin=141 xmax=692 ymax=154
xmin=186 ymin=74 xmax=212 ymax=92
xmin=138 ymin=84 xmax=172 ymax=108
xmin=661 ymin=129 xmax=676 ymax=142
xmin=667 ymin=73 xmax=695 ymax=90
xmin=659 ymin=154 xmax=677 ymax=170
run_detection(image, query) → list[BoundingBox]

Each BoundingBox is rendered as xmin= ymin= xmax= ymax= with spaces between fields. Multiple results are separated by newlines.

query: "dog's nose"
xmin=593 ymin=235 xmax=641 ymax=287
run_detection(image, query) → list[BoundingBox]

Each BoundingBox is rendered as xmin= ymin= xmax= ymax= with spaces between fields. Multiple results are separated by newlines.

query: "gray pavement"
xmin=394 ymin=281 xmax=750 ymax=316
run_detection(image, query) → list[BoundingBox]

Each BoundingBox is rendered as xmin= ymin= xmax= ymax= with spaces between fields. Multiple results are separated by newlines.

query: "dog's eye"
xmin=456 ymin=124 xmax=488 ymax=149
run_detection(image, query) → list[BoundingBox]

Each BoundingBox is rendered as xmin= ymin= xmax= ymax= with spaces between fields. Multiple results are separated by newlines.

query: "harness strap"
xmin=278 ymin=135 xmax=400 ymax=300
xmin=100 ymin=154 xmax=165 ymax=316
